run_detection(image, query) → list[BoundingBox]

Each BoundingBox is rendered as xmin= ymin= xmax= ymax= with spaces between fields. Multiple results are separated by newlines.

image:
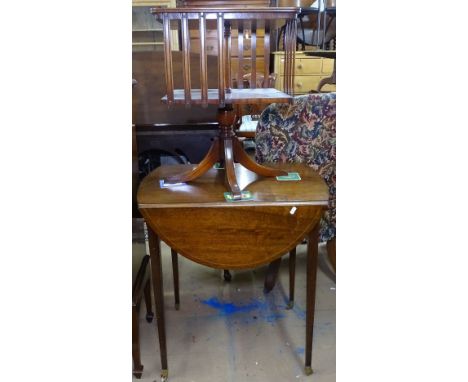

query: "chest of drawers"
xmin=273 ymin=51 xmax=336 ymax=94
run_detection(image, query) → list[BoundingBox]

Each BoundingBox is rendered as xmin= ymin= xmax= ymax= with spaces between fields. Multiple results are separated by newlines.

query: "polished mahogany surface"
xmin=138 ymin=163 xmax=327 ymax=269
xmin=138 ymin=163 xmax=328 ymax=208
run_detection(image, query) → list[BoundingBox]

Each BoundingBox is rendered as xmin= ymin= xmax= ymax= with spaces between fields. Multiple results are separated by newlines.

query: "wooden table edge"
xmin=138 ymin=200 xmax=328 ymax=209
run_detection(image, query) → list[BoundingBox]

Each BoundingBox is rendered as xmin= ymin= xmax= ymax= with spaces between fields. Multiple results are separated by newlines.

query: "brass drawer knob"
xmin=243 ymin=64 xmax=251 ymax=70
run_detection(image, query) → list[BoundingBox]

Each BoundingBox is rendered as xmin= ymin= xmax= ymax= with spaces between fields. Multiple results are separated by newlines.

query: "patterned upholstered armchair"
xmin=256 ymin=92 xmax=336 ymax=272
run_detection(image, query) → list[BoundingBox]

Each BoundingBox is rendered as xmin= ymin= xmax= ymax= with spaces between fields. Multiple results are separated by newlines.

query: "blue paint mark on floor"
xmin=292 ymin=304 xmax=306 ymax=320
xmin=201 ymin=296 xmax=285 ymax=324
xmin=264 ymin=313 xmax=285 ymax=323
xmin=201 ymin=297 xmax=259 ymax=316
xmin=295 ymin=346 xmax=305 ymax=355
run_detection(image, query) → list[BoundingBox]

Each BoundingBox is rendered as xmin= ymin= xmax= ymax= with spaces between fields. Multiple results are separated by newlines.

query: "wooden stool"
xmin=137 ymin=163 xmax=328 ymax=379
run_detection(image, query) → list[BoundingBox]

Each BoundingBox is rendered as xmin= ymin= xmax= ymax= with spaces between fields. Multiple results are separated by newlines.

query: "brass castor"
xmin=305 ymin=366 xmax=313 ymax=375
xmin=161 ymin=369 xmax=169 ymax=381
xmin=286 ymin=301 xmax=294 ymax=310
xmin=175 ymin=303 xmax=180 ymax=311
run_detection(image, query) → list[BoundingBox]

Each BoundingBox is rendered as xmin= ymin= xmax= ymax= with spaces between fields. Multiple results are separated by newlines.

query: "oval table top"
xmin=138 ymin=163 xmax=328 ymax=268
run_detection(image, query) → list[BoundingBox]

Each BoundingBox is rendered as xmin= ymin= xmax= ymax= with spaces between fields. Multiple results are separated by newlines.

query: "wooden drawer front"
xmin=277 ymin=75 xmax=321 ymax=93
xmin=293 ymin=76 xmax=322 ymax=93
xmin=191 ymin=37 xmax=265 ymax=57
xmin=322 ymin=58 xmax=334 ymax=74
xmin=278 ymin=75 xmax=336 ymax=94
xmin=277 ymin=57 xmax=322 ymax=76
xmin=231 ymin=58 xmax=265 ymax=78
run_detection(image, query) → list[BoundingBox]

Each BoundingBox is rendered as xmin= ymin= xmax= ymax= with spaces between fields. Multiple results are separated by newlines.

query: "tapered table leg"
xmin=171 ymin=248 xmax=180 ymax=310
xmin=264 ymin=258 xmax=281 ymax=293
xmin=287 ymin=247 xmax=296 ymax=309
xmin=148 ymin=228 xmax=168 ymax=379
xmin=223 ymin=270 xmax=232 ymax=281
xmin=305 ymin=224 xmax=320 ymax=375
xmin=132 ymin=303 xmax=144 ymax=378
xmin=144 ymin=280 xmax=154 ymax=322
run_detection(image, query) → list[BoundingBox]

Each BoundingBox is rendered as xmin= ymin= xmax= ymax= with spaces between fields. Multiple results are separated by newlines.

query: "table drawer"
xmin=276 ymin=57 xmax=323 ymax=76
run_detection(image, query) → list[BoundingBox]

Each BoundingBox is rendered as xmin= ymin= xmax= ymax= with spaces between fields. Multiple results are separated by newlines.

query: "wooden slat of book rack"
xmin=152 ymin=7 xmax=299 ymax=106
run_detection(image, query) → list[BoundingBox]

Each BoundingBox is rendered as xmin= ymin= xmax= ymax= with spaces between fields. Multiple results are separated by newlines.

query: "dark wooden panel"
xmin=132 ymin=50 xmax=219 ymax=126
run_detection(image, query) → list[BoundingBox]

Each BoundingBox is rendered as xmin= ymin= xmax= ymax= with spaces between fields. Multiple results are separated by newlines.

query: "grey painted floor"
xmin=133 ymin=241 xmax=335 ymax=382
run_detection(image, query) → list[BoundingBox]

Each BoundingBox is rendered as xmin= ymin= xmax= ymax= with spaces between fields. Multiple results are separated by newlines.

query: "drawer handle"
xmin=296 ymin=82 xmax=303 ymax=88
xmin=297 ymin=64 xmax=303 ymax=69
xmin=243 ymin=64 xmax=251 ymax=70
xmin=244 ymin=45 xmax=250 ymax=51
xmin=207 ymin=46 xmax=214 ymax=51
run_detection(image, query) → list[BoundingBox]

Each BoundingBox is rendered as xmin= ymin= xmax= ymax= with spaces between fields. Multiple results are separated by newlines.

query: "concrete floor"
xmin=133 ymin=241 xmax=335 ymax=382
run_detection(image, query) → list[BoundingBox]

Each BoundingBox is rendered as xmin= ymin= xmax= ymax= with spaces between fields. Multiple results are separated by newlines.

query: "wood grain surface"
xmin=138 ymin=163 xmax=328 ymax=208
xmin=138 ymin=163 xmax=327 ymax=269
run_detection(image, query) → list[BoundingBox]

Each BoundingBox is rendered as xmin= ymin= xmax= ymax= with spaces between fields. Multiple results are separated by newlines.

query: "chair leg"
xmin=148 ymin=228 xmax=168 ymax=379
xmin=305 ymin=224 xmax=320 ymax=376
xmin=132 ymin=303 xmax=144 ymax=379
xmin=287 ymin=247 xmax=296 ymax=309
xmin=264 ymin=258 xmax=282 ymax=293
xmin=144 ymin=280 xmax=154 ymax=323
xmin=171 ymin=248 xmax=180 ymax=310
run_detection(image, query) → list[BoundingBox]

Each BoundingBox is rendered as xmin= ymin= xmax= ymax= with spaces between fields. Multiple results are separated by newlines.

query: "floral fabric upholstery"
xmin=256 ymin=93 xmax=336 ymax=242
